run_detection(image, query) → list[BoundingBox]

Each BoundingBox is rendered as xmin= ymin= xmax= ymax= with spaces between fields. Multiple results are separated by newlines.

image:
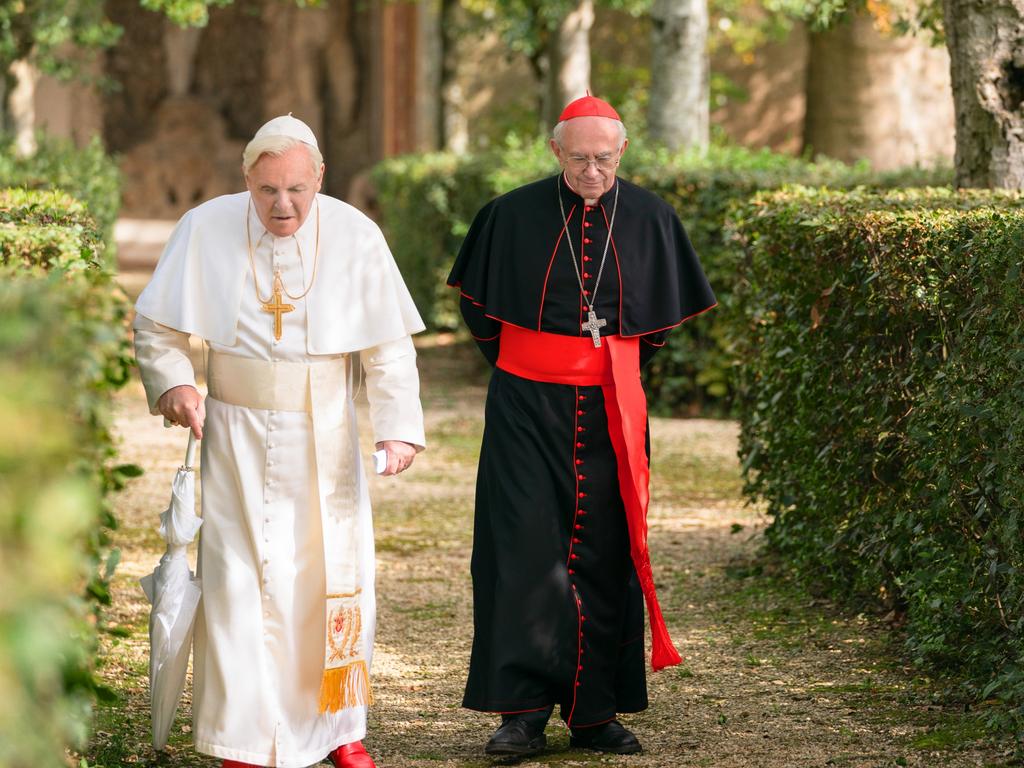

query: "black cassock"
xmin=447 ymin=174 xmax=715 ymax=727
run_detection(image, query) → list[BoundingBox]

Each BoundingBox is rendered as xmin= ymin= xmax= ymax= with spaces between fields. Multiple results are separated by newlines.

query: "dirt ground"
xmin=85 ymin=332 xmax=1014 ymax=768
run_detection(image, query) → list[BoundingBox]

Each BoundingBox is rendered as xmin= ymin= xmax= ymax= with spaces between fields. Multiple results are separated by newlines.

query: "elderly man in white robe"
xmin=133 ymin=114 xmax=426 ymax=768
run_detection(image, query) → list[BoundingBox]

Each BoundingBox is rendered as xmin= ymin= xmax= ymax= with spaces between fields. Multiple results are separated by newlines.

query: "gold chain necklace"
xmin=246 ymin=197 xmax=321 ymax=340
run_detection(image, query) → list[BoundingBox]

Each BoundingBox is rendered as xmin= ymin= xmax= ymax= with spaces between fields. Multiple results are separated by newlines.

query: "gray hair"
xmin=552 ymin=118 xmax=627 ymax=148
xmin=242 ymin=135 xmax=323 ymax=175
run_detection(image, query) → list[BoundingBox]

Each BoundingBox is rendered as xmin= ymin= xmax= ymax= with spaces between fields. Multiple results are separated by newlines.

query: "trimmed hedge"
xmin=0 ymin=188 xmax=106 ymax=274
xmin=0 ymin=187 xmax=133 ymax=766
xmin=372 ymin=139 xmax=951 ymax=414
xmin=372 ymin=152 xmax=495 ymax=333
xmin=0 ymin=134 xmax=121 ymax=251
xmin=730 ymin=186 xmax=1024 ymax=736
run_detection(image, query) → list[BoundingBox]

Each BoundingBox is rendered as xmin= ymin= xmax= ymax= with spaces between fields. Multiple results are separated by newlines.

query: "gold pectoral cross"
xmin=262 ymin=273 xmax=294 ymax=341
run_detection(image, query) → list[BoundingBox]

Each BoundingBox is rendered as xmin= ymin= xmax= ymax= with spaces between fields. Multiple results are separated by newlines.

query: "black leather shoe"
xmin=484 ymin=718 xmax=547 ymax=756
xmin=569 ymin=720 xmax=642 ymax=754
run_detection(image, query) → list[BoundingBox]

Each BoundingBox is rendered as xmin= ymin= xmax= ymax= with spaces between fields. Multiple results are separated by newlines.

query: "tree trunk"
xmin=417 ymin=0 xmax=441 ymax=151
xmin=528 ymin=43 xmax=547 ymax=131
xmin=803 ymin=12 xmax=954 ymax=171
xmin=543 ymin=0 xmax=593 ymax=128
xmin=8 ymin=59 xmax=40 ymax=157
xmin=439 ymin=0 xmax=467 ymax=152
xmin=942 ymin=0 xmax=1024 ymax=188
xmin=648 ymin=0 xmax=709 ymax=151
xmin=0 ymin=70 xmax=8 ymax=136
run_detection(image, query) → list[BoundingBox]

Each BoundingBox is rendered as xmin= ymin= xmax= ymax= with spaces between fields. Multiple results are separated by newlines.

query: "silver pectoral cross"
xmin=582 ymin=310 xmax=607 ymax=348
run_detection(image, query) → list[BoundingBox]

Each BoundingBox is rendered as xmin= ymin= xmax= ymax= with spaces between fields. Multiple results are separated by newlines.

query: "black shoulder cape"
xmin=447 ymin=174 xmax=716 ymax=337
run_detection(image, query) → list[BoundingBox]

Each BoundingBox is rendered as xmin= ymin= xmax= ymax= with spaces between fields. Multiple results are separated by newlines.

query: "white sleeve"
xmin=361 ymin=335 xmax=426 ymax=451
xmin=132 ymin=313 xmax=197 ymax=415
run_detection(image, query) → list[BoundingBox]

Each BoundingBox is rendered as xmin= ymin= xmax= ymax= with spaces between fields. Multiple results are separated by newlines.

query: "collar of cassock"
xmin=560 ymin=172 xmax=620 ymax=209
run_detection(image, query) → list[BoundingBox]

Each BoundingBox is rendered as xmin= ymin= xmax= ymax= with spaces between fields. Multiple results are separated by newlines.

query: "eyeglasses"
xmin=565 ymin=153 xmax=619 ymax=172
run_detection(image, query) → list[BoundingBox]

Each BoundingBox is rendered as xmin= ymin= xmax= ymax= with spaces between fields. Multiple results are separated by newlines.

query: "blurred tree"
xmin=459 ymin=0 xmax=594 ymax=131
xmin=648 ymin=0 xmax=709 ymax=150
xmin=546 ymin=0 xmax=594 ymax=127
xmin=0 ymin=0 xmax=120 ymax=155
xmin=439 ymin=0 xmax=468 ymax=151
xmin=0 ymin=0 xmax=314 ymax=158
xmin=770 ymin=0 xmax=1024 ymax=188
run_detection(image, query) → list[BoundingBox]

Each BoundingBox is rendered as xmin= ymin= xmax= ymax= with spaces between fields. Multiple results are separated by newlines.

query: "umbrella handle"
xmin=184 ymin=431 xmax=197 ymax=470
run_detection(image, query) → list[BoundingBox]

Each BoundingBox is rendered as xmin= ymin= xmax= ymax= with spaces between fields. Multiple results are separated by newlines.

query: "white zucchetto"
xmin=253 ymin=113 xmax=319 ymax=149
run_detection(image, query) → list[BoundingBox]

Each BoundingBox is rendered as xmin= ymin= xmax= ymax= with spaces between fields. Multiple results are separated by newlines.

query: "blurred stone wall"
xmin=710 ymin=22 xmax=809 ymax=155
xmin=803 ymin=13 xmax=955 ymax=170
xmin=32 ymin=0 xmax=420 ymax=219
xmin=29 ymin=3 xmax=954 ymax=220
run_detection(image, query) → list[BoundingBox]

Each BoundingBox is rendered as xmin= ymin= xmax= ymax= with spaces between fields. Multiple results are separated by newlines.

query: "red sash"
xmin=497 ymin=324 xmax=682 ymax=671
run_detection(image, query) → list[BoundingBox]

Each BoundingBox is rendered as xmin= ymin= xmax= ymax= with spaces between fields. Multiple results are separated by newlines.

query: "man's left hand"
xmin=376 ymin=440 xmax=417 ymax=476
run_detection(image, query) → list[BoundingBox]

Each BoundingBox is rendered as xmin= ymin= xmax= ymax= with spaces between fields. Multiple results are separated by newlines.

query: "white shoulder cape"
xmin=135 ymin=192 xmax=425 ymax=353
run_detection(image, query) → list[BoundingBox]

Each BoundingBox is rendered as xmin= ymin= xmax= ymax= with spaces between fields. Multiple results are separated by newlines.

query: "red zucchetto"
xmin=557 ymin=94 xmax=621 ymax=123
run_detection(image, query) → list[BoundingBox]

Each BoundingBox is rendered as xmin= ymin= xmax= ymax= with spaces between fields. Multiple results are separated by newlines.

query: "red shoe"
xmin=328 ymin=740 xmax=377 ymax=768
xmin=222 ymin=762 xmax=262 ymax=768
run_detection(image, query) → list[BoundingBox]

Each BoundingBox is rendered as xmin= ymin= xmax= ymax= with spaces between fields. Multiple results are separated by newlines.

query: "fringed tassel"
xmin=318 ymin=660 xmax=373 ymax=713
xmin=634 ymin=559 xmax=683 ymax=671
xmin=645 ymin=590 xmax=683 ymax=671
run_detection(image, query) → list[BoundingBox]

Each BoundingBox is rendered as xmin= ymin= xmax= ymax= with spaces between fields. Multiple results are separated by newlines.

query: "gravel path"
xmin=88 ymin=337 xmax=1010 ymax=768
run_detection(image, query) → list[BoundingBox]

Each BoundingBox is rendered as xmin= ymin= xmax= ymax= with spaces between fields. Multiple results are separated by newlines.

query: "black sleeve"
xmin=460 ymin=295 xmax=501 ymax=366
xmin=639 ymin=329 xmax=669 ymax=368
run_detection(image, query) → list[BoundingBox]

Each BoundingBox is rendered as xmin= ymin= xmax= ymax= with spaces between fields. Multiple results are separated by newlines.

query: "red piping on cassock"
xmin=539 ymin=204 xmax=576 ymax=331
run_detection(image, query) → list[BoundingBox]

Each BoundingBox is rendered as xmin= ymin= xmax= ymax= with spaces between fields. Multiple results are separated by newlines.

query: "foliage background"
xmin=0 ymin=134 xmax=122 ymax=250
xmin=729 ymin=186 xmax=1024 ymax=740
xmin=0 ymin=142 xmax=133 ymax=768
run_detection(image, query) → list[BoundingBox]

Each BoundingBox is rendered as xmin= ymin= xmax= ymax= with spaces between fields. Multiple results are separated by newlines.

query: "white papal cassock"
xmin=133 ymin=192 xmax=425 ymax=767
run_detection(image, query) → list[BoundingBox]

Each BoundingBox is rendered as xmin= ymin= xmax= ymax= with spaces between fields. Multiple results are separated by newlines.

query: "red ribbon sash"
xmin=497 ymin=324 xmax=682 ymax=671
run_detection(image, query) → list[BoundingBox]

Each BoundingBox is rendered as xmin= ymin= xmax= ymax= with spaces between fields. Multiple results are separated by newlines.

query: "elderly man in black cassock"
xmin=447 ymin=95 xmax=717 ymax=757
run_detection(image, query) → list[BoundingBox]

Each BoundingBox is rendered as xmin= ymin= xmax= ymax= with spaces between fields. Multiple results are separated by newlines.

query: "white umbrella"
xmin=140 ymin=432 xmax=203 ymax=750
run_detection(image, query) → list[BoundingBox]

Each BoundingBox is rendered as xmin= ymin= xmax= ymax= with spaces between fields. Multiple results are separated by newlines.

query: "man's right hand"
xmin=158 ymin=385 xmax=206 ymax=440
